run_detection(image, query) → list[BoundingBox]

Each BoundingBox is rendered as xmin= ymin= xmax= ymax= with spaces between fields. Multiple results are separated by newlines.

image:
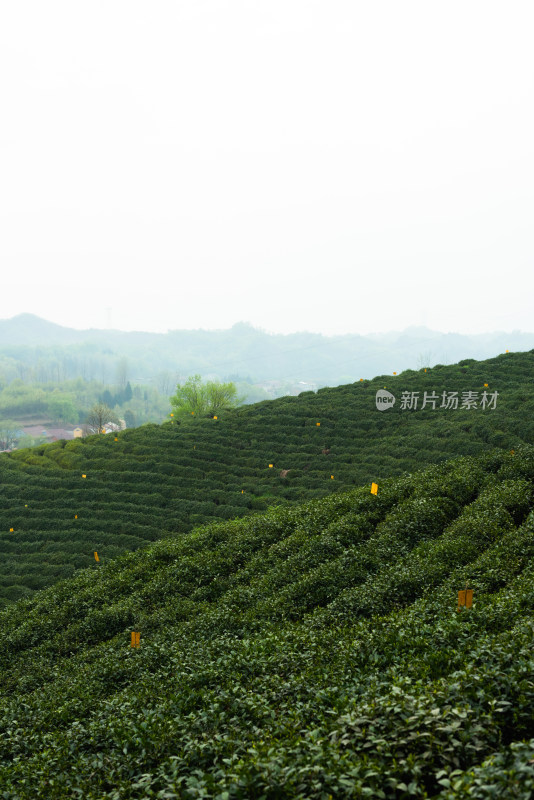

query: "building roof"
xmin=21 ymin=425 xmax=75 ymax=440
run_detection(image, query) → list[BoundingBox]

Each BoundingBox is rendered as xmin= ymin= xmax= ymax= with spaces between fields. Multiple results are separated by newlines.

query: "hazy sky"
xmin=1 ymin=1 xmax=533 ymax=336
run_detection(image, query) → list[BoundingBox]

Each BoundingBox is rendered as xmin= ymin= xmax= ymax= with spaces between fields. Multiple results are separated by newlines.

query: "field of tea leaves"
xmin=0 ymin=349 xmax=532 ymax=605
xmin=0 ymin=446 xmax=533 ymax=797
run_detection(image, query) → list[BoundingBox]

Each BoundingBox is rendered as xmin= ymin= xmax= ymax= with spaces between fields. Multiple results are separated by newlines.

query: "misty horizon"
xmin=2 ymin=312 xmax=533 ymax=340
xmin=1 ymin=2 xmax=533 ymax=337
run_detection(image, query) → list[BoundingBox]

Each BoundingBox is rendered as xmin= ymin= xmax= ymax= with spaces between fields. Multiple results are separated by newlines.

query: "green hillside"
xmin=0 ymin=350 xmax=533 ymax=604
xmin=0 ymin=446 xmax=533 ymax=797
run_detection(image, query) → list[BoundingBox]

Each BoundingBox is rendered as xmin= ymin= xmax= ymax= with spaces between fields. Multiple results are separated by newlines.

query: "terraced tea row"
xmin=0 ymin=350 xmax=532 ymax=604
xmin=0 ymin=447 xmax=532 ymax=797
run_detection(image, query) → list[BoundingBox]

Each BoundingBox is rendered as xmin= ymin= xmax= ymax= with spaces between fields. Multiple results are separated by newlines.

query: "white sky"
xmin=1 ymin=1 xmax=533 ymax=336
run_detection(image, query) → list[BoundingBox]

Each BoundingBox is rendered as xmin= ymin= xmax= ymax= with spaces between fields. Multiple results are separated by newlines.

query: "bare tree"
xmin=156 ymin=370 xmax=177 ymax=395
xmin=416 ymin=351 xmax=433 ymax=370
xmin=85 ymin=403 xmax=120 ymax=435
xmin=115 ymin=357 xmax=129 ymax=389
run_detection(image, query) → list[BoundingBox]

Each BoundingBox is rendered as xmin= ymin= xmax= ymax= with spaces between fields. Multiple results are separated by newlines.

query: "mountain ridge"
xmin=2 ymin=313 xmax=534 ymax=386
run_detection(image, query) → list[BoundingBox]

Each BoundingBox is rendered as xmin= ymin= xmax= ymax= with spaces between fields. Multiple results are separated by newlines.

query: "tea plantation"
xmin=0 ymin=350 xmax=533 ymax=604
xmin=0 ymin=445 xmax=533 ymax=797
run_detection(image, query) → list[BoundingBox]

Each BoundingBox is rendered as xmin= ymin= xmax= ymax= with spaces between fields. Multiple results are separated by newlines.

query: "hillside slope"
xmin=0 ymin=447 xmax=533 ymax=797
xmin=0 ymin=349 xmax=533 ymax=604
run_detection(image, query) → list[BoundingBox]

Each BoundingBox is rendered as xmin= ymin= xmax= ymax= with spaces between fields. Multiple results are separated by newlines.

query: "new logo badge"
xmin=375 ymin=389 xmax=396 ymax=411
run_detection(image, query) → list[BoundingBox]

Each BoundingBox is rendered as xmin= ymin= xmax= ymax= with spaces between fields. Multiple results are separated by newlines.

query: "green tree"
xmin=170 ymin=376 xmax=240 ymax=417
xmin=47 ymin=395 xmax=77 ymax=425
xmin=101 ymin=389 xmax=114 ymax=407
xmin=123 ymin=409 xmax=136 ymax=428
xmin=170 ymin=375 xmax=207 ymax=416
xmin=205 ymin=379 xmax=239 ymax=415
xmin=0 ymin=419 xmax=20 ymax=450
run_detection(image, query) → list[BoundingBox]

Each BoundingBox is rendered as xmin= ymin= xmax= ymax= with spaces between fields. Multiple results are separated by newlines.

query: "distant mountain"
xmin=0 ymin=314 xmax=80 ymax=346
xmin=1 ymin=314 xmax=534 ymax=387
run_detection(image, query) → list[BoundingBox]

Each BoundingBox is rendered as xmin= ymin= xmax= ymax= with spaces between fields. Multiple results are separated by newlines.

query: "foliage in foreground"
xmin=0 ymin=446 xmax=533 ymax=797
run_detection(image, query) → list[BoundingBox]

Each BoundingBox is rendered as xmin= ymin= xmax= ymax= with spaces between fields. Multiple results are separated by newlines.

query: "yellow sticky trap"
xmin=191 ymin=411 xmax=194 ymax=415
xmin=359 ymin=379 xmax=363 ymax=382
xmin=269 ymin=464 xmax=273 ymax=468
xmin=82 ymin=474 xmax=86 ymax=479
xmin=94 ymin=551 xmax=100 ymax=562
xmin=214 ymin=416 xmax=218 ymax=420
xmin=484 ymin=383 xmax=488 ymax=387
xmin=506 ymin=349 xmax=509 ymax=353
xmin=25 ymin=504 xmax=28 ymax=508
xmin=457 ymin=589 xmax=473 ymax=610
xmin=371 ymin=482 xmax=378 ymax=495
xmin=74 ymin=514 xmax=78 ymax=519
xmin=510 ymin=449 xmax=515 ymax=455
xmin=170 ymin=413 xmax=174 ymax=417
xmin=131 ymin=631 xmax=140 ymax=648
xmin=330 ymin=475 xmax=334 ymax=480
xmin=241 ymin=490 xmax=244 ymax=494
xmin=114 ymin=437 xmax=118 ymax=441
xmin=424 ymin=368 xmax=427 ymax=372
xmin=393 ymin=371 xmax=397 ymax=375
xmin=9 ymin=528 xmax=14 ymax=532
xmin=316 ymin=422 xmax=321 ymax=426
